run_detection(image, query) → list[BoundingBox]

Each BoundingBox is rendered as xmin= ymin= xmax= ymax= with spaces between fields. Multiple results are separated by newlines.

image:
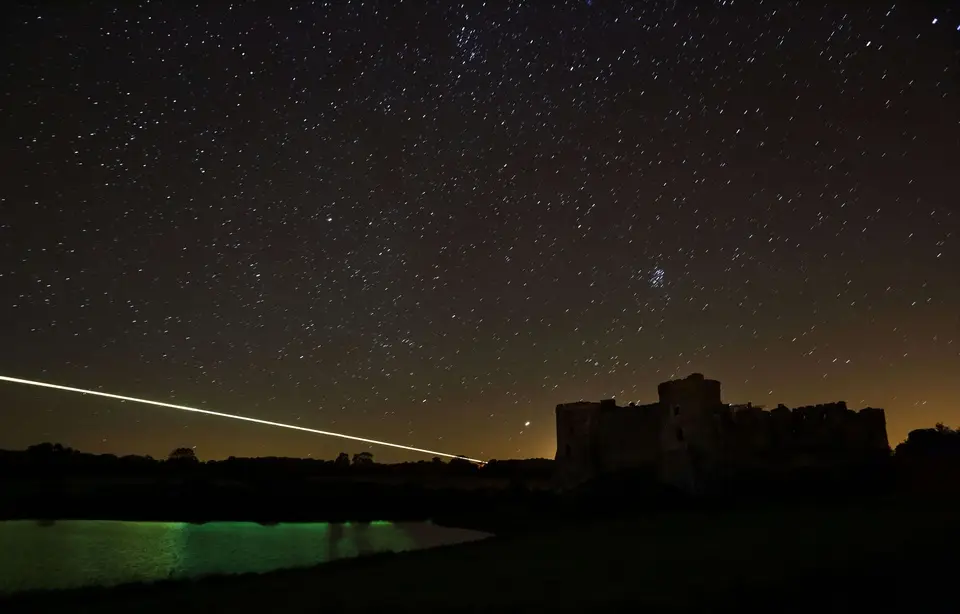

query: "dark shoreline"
xmin=0 ymin=478 xmax=560 ymax=535
xmin=3 ymin=501 xmax=959 ymax=613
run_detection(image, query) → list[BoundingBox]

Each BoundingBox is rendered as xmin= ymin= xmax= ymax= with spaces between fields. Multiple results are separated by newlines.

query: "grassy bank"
xmin=3 ymin=500 xmax=957 ymax=612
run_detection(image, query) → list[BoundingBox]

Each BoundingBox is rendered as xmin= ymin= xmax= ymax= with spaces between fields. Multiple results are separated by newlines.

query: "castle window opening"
xmin=676 ymin=427 xmax=685 ymax=442
xmin=674 ymin=406 xmax=681 ymax=416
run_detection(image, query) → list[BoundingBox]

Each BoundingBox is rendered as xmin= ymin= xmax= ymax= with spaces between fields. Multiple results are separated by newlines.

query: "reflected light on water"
xmin=0 ymin=520 xmax=489 ymax=594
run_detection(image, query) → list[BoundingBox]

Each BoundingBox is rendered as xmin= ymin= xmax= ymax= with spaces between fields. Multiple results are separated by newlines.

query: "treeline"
xmin=0 ymin=442 xmax=555 ymax=483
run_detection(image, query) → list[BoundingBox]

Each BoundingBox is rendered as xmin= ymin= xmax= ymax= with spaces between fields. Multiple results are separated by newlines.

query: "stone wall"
xmin=714 ymin=402 xmax=890 ymax=473
xmin=554 ymin=374 xmax=891 ymax=491
xmin=595 ymin=402 xmax=662 ymax=473
xmin=555 ymin=401 xmax=602 ymax=480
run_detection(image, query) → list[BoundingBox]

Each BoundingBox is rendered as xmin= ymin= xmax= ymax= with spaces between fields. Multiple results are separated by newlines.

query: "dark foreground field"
xmin=3 ymin=500 xmax=958 ymax=613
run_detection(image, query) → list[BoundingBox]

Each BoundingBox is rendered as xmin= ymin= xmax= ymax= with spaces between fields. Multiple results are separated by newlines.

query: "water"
xmin=0 ymin=519 xmax=490 ymax=594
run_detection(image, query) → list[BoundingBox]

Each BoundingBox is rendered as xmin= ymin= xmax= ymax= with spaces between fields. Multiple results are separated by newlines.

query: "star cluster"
xmin=1 ymin=1 xmax=958 ymax=461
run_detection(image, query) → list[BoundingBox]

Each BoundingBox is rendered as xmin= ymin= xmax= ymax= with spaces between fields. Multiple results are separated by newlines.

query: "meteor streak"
xmin=0 ymin=375 xmax=485 ymax=464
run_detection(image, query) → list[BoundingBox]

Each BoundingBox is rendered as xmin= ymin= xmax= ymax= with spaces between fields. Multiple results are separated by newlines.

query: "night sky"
xmin=2 ymin=1 xmax=958 ymax=463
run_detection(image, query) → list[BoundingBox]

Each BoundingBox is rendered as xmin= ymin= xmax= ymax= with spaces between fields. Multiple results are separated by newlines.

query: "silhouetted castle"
xmin=555 ymin=373 xmax=889 ymax=492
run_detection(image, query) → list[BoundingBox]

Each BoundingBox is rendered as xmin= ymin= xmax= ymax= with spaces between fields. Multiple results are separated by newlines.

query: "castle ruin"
xmin=555 ymin=373 xmax=889 ymax=492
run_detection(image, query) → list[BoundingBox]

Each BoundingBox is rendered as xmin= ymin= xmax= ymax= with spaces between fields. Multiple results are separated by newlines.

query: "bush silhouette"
xmin=168 ymin=447 xmax=199 ymax=463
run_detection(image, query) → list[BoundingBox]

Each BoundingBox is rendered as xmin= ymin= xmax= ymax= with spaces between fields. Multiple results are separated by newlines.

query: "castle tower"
xmin=554 ymin=401 xmax=604 ymax=481
xmin=656 ymin=373 xmax=724 ymax=492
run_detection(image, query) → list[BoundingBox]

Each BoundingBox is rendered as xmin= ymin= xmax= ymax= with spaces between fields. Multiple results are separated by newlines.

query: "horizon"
xmin=2 ymin=441 xmax=557 ymax=464
xmin=2 ymin=371 xmax=950 ymax=464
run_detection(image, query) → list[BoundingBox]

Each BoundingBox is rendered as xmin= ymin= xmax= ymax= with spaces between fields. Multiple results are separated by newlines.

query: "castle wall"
xmin=856 ymin=407 xmax=890 ymax=452
xmin=719 ymin=402 xmax=890 ymax=470
xmin=554 ymin=374 xmax=890 ymax=491
xmin=555 ymin=402 xmax=601 ymax=475
xmin=595 ymin=403 xmax=662 ymax=473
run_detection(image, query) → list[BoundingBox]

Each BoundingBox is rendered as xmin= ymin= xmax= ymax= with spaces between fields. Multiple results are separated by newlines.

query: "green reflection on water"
xmin=2 ymin=520 xmax=189 ymax=591
xmin=0 ymin=520 xmax=449 ymax=594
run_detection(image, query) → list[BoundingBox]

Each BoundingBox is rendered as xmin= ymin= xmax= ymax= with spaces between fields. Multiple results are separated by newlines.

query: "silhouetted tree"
xmin=335 ymin=452 xmax=351 ymax=468
xmin=895 ymin=424 xmax=960 ymax=459
xmin=26 ymin=442 xmax=54 ymax=455
xmin=352 ymin=451 xmax=374 ymax=466
xmin=167 ymin=447 xmax=199 ymax=463
xmin=449 ymin=455 xmax=478 ymax=475
xmin=894 ymin=423 xmax=960 ymax=494
xmin=25 ymin=443 xmax=78 ymax=460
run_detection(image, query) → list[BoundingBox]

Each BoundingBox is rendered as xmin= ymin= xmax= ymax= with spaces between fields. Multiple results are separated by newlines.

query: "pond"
xmin=0 ymin=519 xmax=490 ymax=594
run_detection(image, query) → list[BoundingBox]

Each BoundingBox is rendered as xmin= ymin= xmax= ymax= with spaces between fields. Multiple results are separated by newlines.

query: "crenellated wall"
xmin=718 ymin=401 xmax=890 ymax=469
xmin=554 ymin=374 xmax=891 ymax=491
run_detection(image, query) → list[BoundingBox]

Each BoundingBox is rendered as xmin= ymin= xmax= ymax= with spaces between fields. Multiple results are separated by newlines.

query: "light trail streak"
xmin=0 ymin=375 xmax=485 ymax=464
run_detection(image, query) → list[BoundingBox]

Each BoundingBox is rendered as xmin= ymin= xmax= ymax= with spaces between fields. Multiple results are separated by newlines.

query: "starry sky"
xmin=1 ymin=1 xmax=958 ymax=463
